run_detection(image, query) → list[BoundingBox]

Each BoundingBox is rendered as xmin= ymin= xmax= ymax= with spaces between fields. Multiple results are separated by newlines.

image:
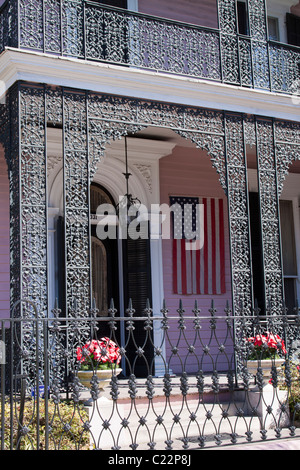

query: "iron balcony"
xmin=0 ymin=0 xmax=299 ymax=95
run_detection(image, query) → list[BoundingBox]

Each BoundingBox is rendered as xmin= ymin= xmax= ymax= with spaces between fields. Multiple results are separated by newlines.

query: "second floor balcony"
xmin=0 ymin=0 xmax=299 ymax=97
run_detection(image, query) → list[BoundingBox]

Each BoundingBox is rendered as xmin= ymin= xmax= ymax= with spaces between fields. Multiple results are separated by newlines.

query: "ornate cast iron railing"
xmin=0 ymin=0 xmax=299 ymax=95
xmin=1 ymin=299 xmax=300 ymax=450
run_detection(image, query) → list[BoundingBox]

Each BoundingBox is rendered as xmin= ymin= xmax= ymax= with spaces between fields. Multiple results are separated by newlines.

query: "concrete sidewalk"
xmin=79 ymin=375 xmax=300 ymax=450
xmin=215 ymin=438 xmax=300 ymax=450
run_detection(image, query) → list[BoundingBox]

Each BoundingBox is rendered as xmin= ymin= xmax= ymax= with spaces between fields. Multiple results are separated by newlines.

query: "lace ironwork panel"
xmin=87 ymin=93 xmax=227 ymax=188
xmin=4 ymin=85 xmax=48 ymax=386
xmin=19 ymin=85 xmax=48 ymax=318
xmin=224 ymin=113 xmax=253 ymax=319
xmin=256 ymin=118 xmax=283 ymax=314
xmin=218 ymin=0 xmax=271 ymax=89
xmin=270 ymin=44 xmax=300 ymax=94
xmin=218 ymin=0 xmax=240 ymax=85
xmin=62 ymin=90 xmax=91 ymax=361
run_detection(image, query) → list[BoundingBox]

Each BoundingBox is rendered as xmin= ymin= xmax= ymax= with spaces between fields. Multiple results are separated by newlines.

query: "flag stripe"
xmin=219 ymin=198 xmax=226 ymax=294
xmin=171 ymin=196 xmax=226 ymax=295
xmin=215 ymin=199 xmax=221 ymax=294
xmin=182 ymin=240 xmax=186 ymax=294
xmin=173 ymin=236 xmax=178 ymax=294
xmin=211 ymin=198 xmax=216 ymax=295
xmin=203 ymin=198 xmax=209 ymax=294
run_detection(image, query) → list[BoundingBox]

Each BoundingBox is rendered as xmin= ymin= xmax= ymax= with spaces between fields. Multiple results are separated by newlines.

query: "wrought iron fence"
xmin=1 ymin=298 xmax=300 ymax=450
xmin=0 ymin=0 xmax=299 ymax=94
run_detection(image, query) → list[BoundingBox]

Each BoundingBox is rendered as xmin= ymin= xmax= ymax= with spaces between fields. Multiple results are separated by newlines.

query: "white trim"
xmin=0 ymin=48 xmax=299 ymax=122
xmin=127 ymin=0 xmax=138 ymax=11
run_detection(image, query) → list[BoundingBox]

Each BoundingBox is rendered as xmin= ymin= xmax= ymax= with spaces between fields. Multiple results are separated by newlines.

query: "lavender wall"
xmin=159 ymin=145 xmax=233 ymax=373
xmin=138 ymin=0 xmax=219 ymax=28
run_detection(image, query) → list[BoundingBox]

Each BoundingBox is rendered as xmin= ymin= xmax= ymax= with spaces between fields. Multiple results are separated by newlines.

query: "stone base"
xmin=233 ymin=385 xmax=290 ymax=429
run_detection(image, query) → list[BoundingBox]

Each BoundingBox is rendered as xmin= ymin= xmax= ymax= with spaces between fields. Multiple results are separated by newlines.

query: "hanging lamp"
xmin=116 ymin=136 xmax=141 ymax=224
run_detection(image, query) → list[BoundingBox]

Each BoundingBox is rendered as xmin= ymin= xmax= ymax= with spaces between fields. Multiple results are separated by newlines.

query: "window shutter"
xmin=56 ymin=216 xmax=66 ymax=315
xmin=93 ymin=0 xmax=127 ymax=8
xmin=237 ymin=1 xmax=249 ymax=35
xmin=91 ymin=238 xmax=108 ymax=317
xmin=286 ymin=13 xmax=300 ymax=46
xmin=280 ymin=200 xmax=297 ymax=313
xmin=249 ymin=193 xmax=265 ymax=314
xmin=123 ymin=227 xmax=153 ymax=377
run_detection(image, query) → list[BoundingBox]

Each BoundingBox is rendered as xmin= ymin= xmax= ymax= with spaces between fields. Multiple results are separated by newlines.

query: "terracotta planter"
xmin=77 ymin=368 xmax=122 ymax=392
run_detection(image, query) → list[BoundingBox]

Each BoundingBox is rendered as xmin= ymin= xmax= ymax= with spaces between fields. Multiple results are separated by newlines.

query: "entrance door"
xmin=90 ymin=184 xmax=119 ymax=337
xmin=90 ymin=184 xmax=154 ymax=376
xmin=91 ymin=233 xmax=120 ymax=336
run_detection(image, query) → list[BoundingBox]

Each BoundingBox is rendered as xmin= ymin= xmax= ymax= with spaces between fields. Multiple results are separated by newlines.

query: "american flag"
xmin=170 ymin=196 xmax=226 ymax=295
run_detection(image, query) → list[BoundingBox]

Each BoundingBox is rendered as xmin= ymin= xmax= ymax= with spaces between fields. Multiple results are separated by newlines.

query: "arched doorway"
xmin=90 ymin=182 xmax=154 ymax=376
xmin=90 ymin=184 xmax=119 ymax=337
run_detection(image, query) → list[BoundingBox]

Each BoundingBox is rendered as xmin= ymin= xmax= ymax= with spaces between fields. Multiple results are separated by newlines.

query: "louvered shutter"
xmin=249 ymin=193 xmax=265 ymax=314
xmin=95 ymin=0 xmax=127 ymax=7
xmin=56 ymin=216 xmax=66 ymax=315
xmin=122 ymin=226 xmax=153 ymax=377
xmin=286 ymin=13 xmax=300 ymax=46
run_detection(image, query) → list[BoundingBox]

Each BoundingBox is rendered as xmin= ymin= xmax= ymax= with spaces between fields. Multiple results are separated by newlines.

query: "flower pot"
xmin=77 ymin=368 xmax=122 ymax=393
xmin=247 ymin=358 xmax=283 ymax=385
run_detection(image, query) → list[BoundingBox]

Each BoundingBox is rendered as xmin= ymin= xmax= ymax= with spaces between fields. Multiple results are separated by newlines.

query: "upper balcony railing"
xmin=0 ymin=0 xmax=299 ymax=96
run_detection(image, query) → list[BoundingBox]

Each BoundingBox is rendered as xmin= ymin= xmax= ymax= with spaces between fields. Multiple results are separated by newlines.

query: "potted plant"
xmin=246 ymin=332 xmax=287 ymax=385
xmin=76 ymin=337 xmax=122 ymax=393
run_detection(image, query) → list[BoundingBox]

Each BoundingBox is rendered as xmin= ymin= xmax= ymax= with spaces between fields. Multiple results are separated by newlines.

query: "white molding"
xmin=48 ymin=154 xmax=150 ymax=212
xmin=0 ymin=48 xmax=299 ymax=122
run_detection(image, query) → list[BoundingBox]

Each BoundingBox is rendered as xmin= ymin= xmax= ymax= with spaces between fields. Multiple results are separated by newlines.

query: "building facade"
xmin=0 ymin=0 xmax=299 ymax=375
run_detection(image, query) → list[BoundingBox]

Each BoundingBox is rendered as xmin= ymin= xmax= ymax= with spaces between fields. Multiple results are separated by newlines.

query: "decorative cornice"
xmin=133 ymin=163 xmax=152 ymax=194
xmin=0 ymin=47 xmax=299 ymax=122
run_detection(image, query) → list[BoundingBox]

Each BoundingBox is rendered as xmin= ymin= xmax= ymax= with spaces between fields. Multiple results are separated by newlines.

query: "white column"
xmin=150 ymin=215 xmax=167 ymax=376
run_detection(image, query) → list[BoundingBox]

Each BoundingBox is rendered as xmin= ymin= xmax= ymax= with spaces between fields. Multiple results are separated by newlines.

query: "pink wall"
xmin=138 ymin=0 xmax=219 ymax=29
xmin=159 ymin=145 xmax=233 ymax=373
xmin=0 ymin=147 xmax=10 ymax=319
